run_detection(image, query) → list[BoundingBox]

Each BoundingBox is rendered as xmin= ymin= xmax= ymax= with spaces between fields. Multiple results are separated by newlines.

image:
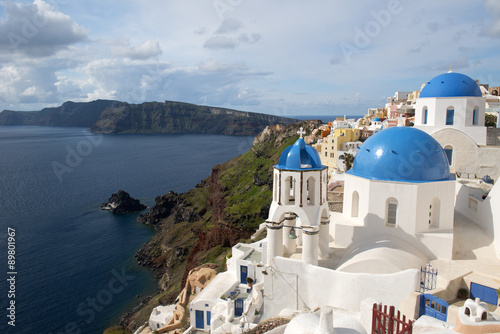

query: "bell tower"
xmin=266 ymin=127 xmax=329 ymax=266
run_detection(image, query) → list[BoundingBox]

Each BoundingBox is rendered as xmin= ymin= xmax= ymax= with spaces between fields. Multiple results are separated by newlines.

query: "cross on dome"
xmin=297 ymin=127 xmax=306 ymax=138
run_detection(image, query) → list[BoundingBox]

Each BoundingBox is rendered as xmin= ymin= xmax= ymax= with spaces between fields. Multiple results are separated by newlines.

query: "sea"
xmin=0 ymin=126 xmax=255 ymax=334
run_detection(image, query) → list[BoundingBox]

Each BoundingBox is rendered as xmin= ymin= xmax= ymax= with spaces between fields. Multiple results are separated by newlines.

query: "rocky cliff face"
xmin=0 ymin=100 xmax=120 ymax=127
xmin=91 ymin=101 xmax=298 ymax=135
xmin=1 ymin=99 xmax=298 ymax=136
xmin=119 ymin=120 xmax=320 ymax=332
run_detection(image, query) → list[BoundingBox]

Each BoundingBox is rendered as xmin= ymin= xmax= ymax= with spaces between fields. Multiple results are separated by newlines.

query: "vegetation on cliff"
xmin=120 ymin=120 xmax=321 ymax=332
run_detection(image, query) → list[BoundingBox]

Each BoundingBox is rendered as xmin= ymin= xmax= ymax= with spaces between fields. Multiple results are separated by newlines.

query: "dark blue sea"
xmin=0 ymin=126 xmax=254 ymax=334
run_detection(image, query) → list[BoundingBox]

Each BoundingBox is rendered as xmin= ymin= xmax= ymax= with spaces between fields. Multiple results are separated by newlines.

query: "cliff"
xmin=119 ymin=120 xmax=321 ymax=332
xmin=0 ymin=99 xmax=297 ymax=136
xmin=91 ymin=101 xmax=297 ymax=135
xmin=0 ymin=100 xmax=120 ymax=127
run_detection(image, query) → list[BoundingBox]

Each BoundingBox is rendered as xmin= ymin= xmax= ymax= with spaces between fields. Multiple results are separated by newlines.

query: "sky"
xmin=0 ymin=0 xmax=500 ymax=117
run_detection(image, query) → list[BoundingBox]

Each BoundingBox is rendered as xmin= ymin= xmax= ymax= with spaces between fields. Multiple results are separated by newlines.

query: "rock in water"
xmin=101 ymin=190 xmax=147 ymax=213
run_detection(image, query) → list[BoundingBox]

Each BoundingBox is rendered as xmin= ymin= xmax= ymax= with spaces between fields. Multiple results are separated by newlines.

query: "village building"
xmin=315 ymin=126 xmax=362 ymax=177
xmin=414 ymin=71 xmax=500 ymax=180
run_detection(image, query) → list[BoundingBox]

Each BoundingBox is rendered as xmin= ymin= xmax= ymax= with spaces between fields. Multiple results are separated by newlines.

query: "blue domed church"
xmin=414 ymin=71 xmax=487 ymax=145
xmin=336 ymin=126 xmax=457 ymax=263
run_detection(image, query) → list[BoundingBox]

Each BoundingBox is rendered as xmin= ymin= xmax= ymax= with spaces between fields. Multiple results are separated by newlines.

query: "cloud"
xmin=237 ymin=33 xmax=261 ymax=44
xmin=194 ymin=27 xmax=207 ymax=35
xmin=0 ymin=60 xmax=59 ymax=104
xmin=111 ymin=39 xmax=162 ymax=60
xmin=484 ymin=0 xmax=500 ymax=38
xmin=426 ymin=22 xmax=440 ymax=32
xmin=0 ymin=0 xmax=88 ymax=57
xmin=204 ymin=35 xmax=236 ymax=50
xmin=80 ymin=57 xmax=272 ymax=107
xmin=215 ymin=18 xmax=242 ymax=34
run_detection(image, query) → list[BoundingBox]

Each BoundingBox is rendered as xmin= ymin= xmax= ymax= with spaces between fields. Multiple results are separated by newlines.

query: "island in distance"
xmin=102 ymin=190 xmax=147 ymax=214
xmin=0 ymin=99 xmax=298 ymax=136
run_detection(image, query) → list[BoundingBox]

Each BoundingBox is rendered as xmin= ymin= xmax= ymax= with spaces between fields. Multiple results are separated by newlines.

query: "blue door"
xmin=235 ymin=299 xmax=244 ymax=317
xmin=420 ymin=294 xmax=448 ymax=321
xmin=195 ymin=310 xmax=204 ymax=329
xmin=471 ymin=283 xmax=498 ymax=305
xmin=240 ymin=265 xmax=248 ymax=284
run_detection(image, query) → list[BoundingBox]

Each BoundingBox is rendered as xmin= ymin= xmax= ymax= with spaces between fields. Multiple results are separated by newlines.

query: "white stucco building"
xmin=338 ymin=126 xmax=456 ymax=262
xmin=414 ymin=71 xmax=487 ymax=145
xmin=414 ymin=71 xmax=500 ymax=179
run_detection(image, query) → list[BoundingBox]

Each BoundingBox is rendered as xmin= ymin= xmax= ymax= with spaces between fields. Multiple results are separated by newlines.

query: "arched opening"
xmin=465 ymin=307 xmax=471 ymax=316
xmin=422 ymin=106 xmax=428 ymax=124
xmin=306 ymin=177 xmax=316 ymax=205
xmin=429 ymin=198 xmax=440 ymax=228
xmin=473 ymin=106 xmax=479 ymax=125
xmin=446 ymin=107 xmax=454 ymax=125
xmin=386 ymin=197 xmax=398 ymax=227
xmin=273 ymin=172 xmax=278 ymax=201
xmin=351 ymin=191 xmax=359 ymax=217
xmin=444 ymin=145 xmax=453 ymax=166
xmin=481 ymin=311 xmax=487 ymax=320
xmin=284 ymin=176 xmax=295 ymax=205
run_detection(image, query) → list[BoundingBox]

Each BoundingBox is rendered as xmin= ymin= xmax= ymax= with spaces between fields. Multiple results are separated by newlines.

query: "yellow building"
xmin=317 ymin=128 xmax=361 ymax=175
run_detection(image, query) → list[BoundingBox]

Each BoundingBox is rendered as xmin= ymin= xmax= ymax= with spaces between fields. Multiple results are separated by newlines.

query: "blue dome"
xmin=348 ymin=127 xmax=454 ymax=182
xmin=275 ymin=138 xmax=325 ymax=170
xmin=420 ymin=72 xmax=481 ymax=98
xmin=373 ymin=117 xmax=381 ymax=122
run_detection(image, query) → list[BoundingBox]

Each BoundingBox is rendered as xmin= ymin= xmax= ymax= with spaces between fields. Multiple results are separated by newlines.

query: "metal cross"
xmin=297 ymin=127 xmax=306 ymax=138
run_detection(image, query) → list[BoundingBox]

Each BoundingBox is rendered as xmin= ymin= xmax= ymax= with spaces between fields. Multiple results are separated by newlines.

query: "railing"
xmin=420 ymin=263 xmax=438 ymax=292
xmin=372 ymin=303 xmax=412 ymax=334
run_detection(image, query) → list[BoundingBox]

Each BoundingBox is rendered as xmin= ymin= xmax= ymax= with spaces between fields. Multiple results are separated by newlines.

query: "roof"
xmin=191 ymin=271 xmax=237 ymax=305
xmin=420 ymin=72 xmax=482 ymax=98
xmin=275 ymin=138 xmax=325 ymax=171
xmin=373 ymin=117 xmax=381 ymax=122
xmin=347 ymin=127 xmax=454 ymax=182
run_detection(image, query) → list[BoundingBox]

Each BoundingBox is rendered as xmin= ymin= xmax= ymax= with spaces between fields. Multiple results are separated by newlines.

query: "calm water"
xmin=0 ymin=126 xmax=254 ymax=334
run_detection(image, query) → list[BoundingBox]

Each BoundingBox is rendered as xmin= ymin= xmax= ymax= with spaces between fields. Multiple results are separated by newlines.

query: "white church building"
xmin=414 ymin=71 xmax=500 ymax=179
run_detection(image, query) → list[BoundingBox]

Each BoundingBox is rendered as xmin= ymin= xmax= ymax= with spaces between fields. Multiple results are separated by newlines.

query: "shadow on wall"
xmin=454 ymin=183 xmax=496 ymax=259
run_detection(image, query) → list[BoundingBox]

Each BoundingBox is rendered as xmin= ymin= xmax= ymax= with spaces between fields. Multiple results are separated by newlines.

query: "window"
xmin=325 ymin=152 xmax=327 ymax=157
xmin=330 ymin=153 xmax=334 ymax=158
xmin=351 ymin=191 xmax=359 ymax=217
xmin=473 ymin=107 xmax=479 ymax=125
xmin=446 ymin=107 xmax=454 ymax=125
xmin=207 ymin=311 xmax=211 ymax=326
xmin=386 ymin=198 xmax=398 ymax=226
xmin=423 ymin=106 xmax=428 ymax=124
xmin=306 ymin=177 xmax=315 ymax=205
xmin=429 ymin=198 xmax=440 ymax=228
xmin=444 ymin=145 xmax=453 ymax=165
xmin=285 ymin=176 xmax=295 ymax=204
